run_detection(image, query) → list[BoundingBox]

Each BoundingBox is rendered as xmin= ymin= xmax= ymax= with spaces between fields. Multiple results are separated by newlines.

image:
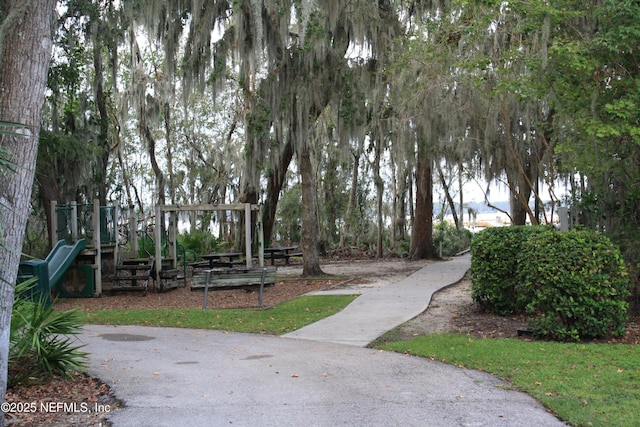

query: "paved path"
xmin=283 ymin=254 xmax=471 ymax=346
xmin=77 ymin=255 xmax=568 ymax=426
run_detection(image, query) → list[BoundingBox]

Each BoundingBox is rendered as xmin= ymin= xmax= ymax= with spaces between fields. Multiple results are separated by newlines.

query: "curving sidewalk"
xmin=76 ymin=254 xmax=568 ymax=426
xmin=283 ymin=254 xmax=472 ymax=346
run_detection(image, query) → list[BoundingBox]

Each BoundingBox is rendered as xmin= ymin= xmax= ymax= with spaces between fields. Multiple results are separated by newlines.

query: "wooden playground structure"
xmin=50 ymin=201 xmax=276 ymax=298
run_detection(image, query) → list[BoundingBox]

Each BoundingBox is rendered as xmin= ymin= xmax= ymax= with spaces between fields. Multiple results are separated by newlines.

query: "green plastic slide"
xmin=45 ymin=239 xmax=86 ymax=289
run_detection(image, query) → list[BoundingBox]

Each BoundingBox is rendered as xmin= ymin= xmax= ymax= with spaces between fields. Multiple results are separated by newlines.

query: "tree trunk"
xmin=263 ymin=138 xmax=294 ymax=246
xmin=114 ymin=123 xmax=136 ymax=211
xmin=395 ymin=170 xmax=408 ymax=240
xmin=436 ymin=162 xmax=459 ymax=228
xmin=509 ymin=185 xmax=532 ymax=226
xmin=323 ymin=155 xmax=339 ymax=247
xmin=92 ymin=22 xmax=110 ymax=206
xmin=141 ymin=118 xmax=166 ymax=207
xmin=373 ymin=138 xmax=384 ymax=258
xmin=458 ymin=165 xmax=464 ymax=230
xmin=410 ymin=139 xmax=434 ymax=260
xmin=339 ymin=146 xmax=361 ymax=248
xmin=164 ymin=102 xmax=176 ymax=204
xmin=390 ymin=151 xmax=398 ymax=243
xmin=298 ymin=148 xmax=324 ymax=276
xmin=0 ymin=0 xmax=56 ymax=419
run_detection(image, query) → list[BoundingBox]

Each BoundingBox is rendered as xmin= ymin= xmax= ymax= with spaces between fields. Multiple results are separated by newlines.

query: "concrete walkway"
xmin=76 ymin=255 xmax=568 ymax=427
xmin=284 ymin=254 xmax=471 ymax=346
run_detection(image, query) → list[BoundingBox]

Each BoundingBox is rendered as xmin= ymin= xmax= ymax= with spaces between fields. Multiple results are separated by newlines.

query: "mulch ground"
xmin=54 ymin=277 xmax=350 ymax=311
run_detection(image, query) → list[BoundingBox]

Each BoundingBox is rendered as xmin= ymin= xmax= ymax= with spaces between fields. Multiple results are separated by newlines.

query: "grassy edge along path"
xmin=78 ymin=295 xmax=357 ymax=335
xmin=376 ymin=333 xmax=640 ymax=427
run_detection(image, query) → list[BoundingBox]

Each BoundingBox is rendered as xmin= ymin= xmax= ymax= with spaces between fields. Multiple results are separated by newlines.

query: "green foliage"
xmin=246 ymin=96 xmax=271 ymax=138
xmin=275 ymin=184 xmax=302 ymax=243
xmin=178 ymin=230 xmax=225 ymax=256
xmin=9 ymin=281 xmax=87 ymax=386
xmin=608 ymin=226 xmax=640 ymax=314
xmin=470 ymin=226 xmax=551 ymax=315
xmin=519 ymin=230 xmax=630 ymax=341
xmin=395 ymin=237 xmax=411 ymax=257
xmin=551 ymin=0 xmax=640 ymax=237
xmin=433 ymin=222 xmax=471 ymax=258
xmin=472 ymin=226 xmax=631 ymax=341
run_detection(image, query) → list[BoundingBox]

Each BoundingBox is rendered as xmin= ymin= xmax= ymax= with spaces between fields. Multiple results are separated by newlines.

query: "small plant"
xmin=519 ymin=229 xmax=630 ymax=341
xmin=9 ymin=280 xmax=87 ymax=386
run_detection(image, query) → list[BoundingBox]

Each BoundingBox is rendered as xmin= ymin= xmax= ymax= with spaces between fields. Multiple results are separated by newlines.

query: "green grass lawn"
xmin=78 ymin=294 xmax=357 ymax=335
xmin=377 ymin=334 xmax=640 ymax=427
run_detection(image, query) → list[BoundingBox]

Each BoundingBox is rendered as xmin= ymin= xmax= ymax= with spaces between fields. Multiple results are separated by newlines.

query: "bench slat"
xmin=191 ymin=267 xmax=276 ymax=290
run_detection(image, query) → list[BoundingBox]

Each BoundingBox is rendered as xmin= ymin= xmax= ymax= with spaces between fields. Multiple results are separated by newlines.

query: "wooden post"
xmin=154 ymin=205 xmax=163 ymax=288
xmin=113 ymin=205 xmax=120 ymax=261
xmin=129 ymin=209 xmax=138 ymax=257
xmin=50 ymin=201 xmax=57 ymax=246
xmin=258 ymin=205 xmax=264 ymax=268
xmin=245 ymin=203 xmax=252 ymax=268
xmin=169 ymin=210 xmax=178 ymax=269
xmin=70 ymin=201 xmax=78 ymax=241
xmin=92 ymin=200 xmax=101 ymax=248
xmin=93 ymin=200 xmax=102 ymax=296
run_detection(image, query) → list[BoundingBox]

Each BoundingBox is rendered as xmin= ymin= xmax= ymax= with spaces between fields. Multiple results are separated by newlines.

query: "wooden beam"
xmin=158 ymin=203 xmax=260 ymax=213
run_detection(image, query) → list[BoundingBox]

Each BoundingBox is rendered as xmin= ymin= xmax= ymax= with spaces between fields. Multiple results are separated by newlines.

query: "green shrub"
xmin=470 ymin=226 xmax=551 ymax=315
xmin=9 ymin=281 xmax=87 ymax=386
xmin=519 ymin=230 xmax=630 ymax=341
xmin=608 ymin=226 xmax=640 ymax=314
xmin=433 ymin=222 xmax=472 ymax=258
xmin=178 ymin=230 xmax=225 ymax=255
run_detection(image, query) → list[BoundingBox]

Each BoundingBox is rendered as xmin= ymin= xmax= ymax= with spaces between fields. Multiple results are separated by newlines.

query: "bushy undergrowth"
xmin=9 ymin=281 xmax=87 ymax=386
xmin=433 ymin=222 xmax=472 ymax=258
xmin=471 ymin=226 xmax=630 ymax=341
xmin=178 ymin=230 xmax=225 ymax=255
xmin=609 ymin=226 xmax=640 ymax=314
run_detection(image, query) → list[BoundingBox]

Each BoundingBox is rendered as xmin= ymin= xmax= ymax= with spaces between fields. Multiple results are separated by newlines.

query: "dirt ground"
xmin=6 ymin=256 xmax=640 ymax=426
xmin=389 ymin=276 xmax=640 ymax=345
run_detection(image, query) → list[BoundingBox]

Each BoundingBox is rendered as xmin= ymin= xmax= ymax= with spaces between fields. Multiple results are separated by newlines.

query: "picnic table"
xmin=196 ymin=252 xmax=244 ymax=268
xmin=263 ymin=246 xmax=302 ymax=265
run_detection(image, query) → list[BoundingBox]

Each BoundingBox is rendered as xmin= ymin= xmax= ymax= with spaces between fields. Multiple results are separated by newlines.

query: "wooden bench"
xmin=191 ymin=266 xmax=277 ymax=308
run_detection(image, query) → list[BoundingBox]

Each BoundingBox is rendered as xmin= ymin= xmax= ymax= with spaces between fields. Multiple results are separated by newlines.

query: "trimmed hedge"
xmin=471 ymin=226 xmax=630 ymax=341
xmin=519 ymin=229 xmax=630 ymax=341
xmin=470 ymin=226 xmax=551 ymax=315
